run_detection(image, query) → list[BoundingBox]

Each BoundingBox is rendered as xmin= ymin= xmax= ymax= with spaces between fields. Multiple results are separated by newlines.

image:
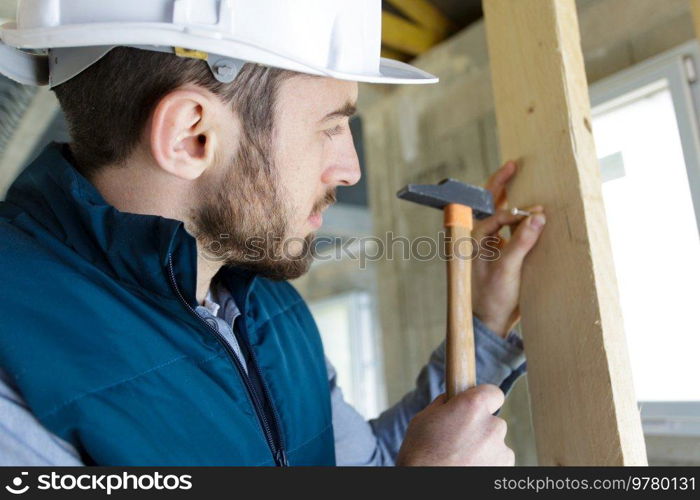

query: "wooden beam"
xmin=483 ymin=0 xmax=647 ymax=465
xmin=381 ymin=11 xmax=442 ymax=56
xmin=380 ymin=46 xmax=411 ymax=62
xmin=691 ymin=0 xmax=700 ymax=39
xmin=385 ymin=0 xmax=455 ymax=38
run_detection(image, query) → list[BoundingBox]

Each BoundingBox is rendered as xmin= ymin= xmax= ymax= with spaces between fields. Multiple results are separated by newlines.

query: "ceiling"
xmin=384 ymin=0 xmax=483 ymax=29
xmin=379 ymin=0 xmax=483 ymax=60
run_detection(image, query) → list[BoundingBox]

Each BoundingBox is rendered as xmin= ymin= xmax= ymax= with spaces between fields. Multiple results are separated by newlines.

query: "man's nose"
xmin=323 ymin=135 xmax=361 ymax=187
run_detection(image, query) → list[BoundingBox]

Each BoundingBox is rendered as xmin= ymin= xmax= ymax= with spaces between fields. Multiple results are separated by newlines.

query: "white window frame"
xmin=589 ymin=40 xmax=700 ymax=438
xmin=591 ymin=40 xmax=700 ymax=235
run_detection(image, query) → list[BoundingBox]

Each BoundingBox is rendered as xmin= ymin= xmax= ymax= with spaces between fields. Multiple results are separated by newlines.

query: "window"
xmin=309 ymin=292 xmax=385 ymax=418
xmin=590 ymin=41 xmax=700 ymax=437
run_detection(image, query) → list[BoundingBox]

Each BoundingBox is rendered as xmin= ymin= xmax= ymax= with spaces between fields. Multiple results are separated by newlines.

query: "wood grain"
xmin=691 ymin=0 xmax=700 ymax=38
xmin=483 ymin=0 xmax=647 ymax=465
xmin=445 ymin=222 xmax=476 ymax=397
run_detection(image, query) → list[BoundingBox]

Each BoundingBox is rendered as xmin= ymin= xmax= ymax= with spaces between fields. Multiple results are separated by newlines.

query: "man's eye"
xmin=324 ymin=125 xmax=344 ymax=139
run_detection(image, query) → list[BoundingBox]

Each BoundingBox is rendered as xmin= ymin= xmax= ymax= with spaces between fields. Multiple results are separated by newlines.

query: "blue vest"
xmin=0 ymin=145 xmax=335 ymax=466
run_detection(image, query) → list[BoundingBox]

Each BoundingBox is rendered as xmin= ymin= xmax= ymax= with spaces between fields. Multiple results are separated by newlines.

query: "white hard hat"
xmin=0 ymin=0 xmax=439 ymax=87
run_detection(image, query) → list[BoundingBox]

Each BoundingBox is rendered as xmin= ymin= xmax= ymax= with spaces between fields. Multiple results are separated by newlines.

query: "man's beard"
xmin=189 ymin=138 xmax=336 ymax=281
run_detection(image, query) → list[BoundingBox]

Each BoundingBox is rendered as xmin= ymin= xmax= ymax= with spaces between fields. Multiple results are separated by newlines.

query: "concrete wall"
xmin=0 ymin=0 xmax=15 ymax=20
xmin=358 ymin=0 xmax=698 ymax=465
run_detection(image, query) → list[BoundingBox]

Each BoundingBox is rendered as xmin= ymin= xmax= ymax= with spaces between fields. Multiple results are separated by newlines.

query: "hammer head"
xmin=396 ymin=178 xmax=494 ymax=219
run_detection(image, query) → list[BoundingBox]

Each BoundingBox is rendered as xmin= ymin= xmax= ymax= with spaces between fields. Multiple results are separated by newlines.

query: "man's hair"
xmin=53 ymin=46 xmax=297 ymax=177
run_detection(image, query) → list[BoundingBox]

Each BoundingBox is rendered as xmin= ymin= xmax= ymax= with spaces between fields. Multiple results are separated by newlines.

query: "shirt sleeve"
xmin=332 ymin=316 xmax=526 ymax=466
xmin=0 ymin=369 xmax=84 ymax=466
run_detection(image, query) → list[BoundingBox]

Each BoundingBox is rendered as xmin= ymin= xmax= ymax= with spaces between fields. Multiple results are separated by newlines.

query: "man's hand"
xmin=471 ymin=161 xmax=546 ymax=337
xmin=396 ymin=385 xmax=514 ymax=466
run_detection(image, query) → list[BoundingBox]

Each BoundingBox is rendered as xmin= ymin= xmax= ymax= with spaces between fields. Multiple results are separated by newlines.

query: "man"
xmin=0 ymin=0 xmax=545 ymax=465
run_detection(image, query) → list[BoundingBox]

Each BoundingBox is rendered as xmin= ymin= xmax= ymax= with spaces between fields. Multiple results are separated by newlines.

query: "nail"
xmin=529 ymin=214 xmax=546 ymax=230
xmin=510 ymin=207 xmax=531 ymax=217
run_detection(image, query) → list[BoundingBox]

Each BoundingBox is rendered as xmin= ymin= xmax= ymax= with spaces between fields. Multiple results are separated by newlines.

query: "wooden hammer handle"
xmin=444 ymin=204 xmax=477 ymax=398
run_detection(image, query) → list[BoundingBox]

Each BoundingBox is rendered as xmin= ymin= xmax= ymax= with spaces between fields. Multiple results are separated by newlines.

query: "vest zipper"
xmin=166 ymin=254 xmax=288 ymax=466
xmin=232 ymin=303 xmax=289 ymax=466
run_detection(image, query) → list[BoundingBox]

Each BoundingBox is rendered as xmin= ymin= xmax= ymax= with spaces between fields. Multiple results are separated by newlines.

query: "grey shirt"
xmin=0 ymin=282 xmax=525 ymax=466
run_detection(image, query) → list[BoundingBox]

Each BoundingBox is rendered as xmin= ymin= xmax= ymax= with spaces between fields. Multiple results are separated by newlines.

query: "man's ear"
xmin=149 ymin=89 xmax=219 ymax=180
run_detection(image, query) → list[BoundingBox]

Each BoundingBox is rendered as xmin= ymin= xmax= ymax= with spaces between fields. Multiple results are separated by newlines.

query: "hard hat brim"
xmin=0 ymin=21 xmax=439 ymax=86
xmin=368 ymin=57 xmax=438 ymax=85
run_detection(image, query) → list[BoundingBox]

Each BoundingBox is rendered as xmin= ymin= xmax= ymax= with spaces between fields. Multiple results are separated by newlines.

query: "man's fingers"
xmin=484 ymin=161 xmax=517 ymax=208
xmin=473 ymin=209 xmax=525 ymax=240
xmin=456 ymin=384 xmax=505 ymax=415
xmin=500 ymin=213 xmax=546 ymax=272
xmin=473 ymin=205 xmax=542 ymax=240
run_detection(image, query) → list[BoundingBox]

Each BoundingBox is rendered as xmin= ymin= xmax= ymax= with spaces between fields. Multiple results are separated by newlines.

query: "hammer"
xmin=397 ymin=179 xmax=494 ymax=398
